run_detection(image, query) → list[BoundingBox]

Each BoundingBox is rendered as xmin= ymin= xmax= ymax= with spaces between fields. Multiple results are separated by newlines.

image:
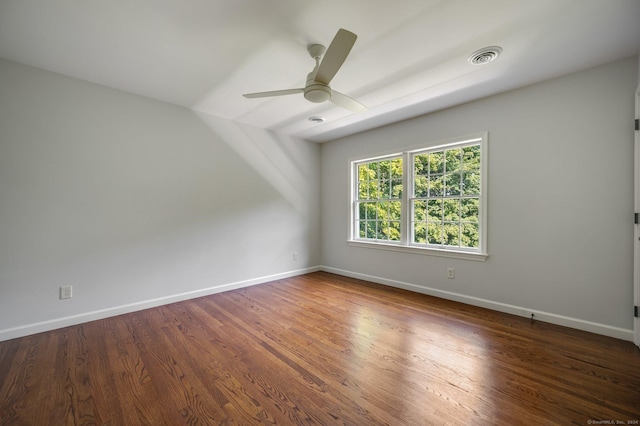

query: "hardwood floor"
xmin=1 ymin=272 xmax=639 ymax=425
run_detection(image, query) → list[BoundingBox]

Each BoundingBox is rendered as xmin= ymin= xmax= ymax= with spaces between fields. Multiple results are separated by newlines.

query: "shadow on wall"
xmin=0 ymin=58 xmax=321 ymax=336
xmin=194 ymin=112 xmax=317 ymax=215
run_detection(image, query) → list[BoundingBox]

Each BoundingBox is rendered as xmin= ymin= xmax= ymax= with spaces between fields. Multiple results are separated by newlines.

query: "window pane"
xmin=379 ymin=161 xmax=390 ymax=180
xmin=364 ymin=202 xmax=377 ymax=220
xmin=389 ymin=221 xmax=401 ymax=241
xmin=391 ymin=158 xmax=403 ymax=178
xmin=443 ymin=199 xmax=460 ymax=221
xmin=444 ymin=223 xmax=460 ymax=246
xmin=358 ymin=202 xmax=366 ymax=220
xmin=368 ymin=162 xmax=379 ymax=178
xmin=389 ymin=201 xmax=401 ymax=220
xmin=427 ymin=199 xmax=442 ymax=221
xmin=414 ymin=221 xmax=426 ymax=243
xmin=379 ymin=179 xmax=390 ymax=199
xmin=391 ymin=179 xmax=403 ymax=198
xmin=414 ymin=200 xmax=426 ymax=221
xmin=358 ymin=164 xmax=369 ymax=199
xmin=461 ymin=223 xmax=479 ymax=248
xmin=415 ymin=176 xmax=428 ymax=197
xmin=462 ymin=171 xmax=480 ymax=195
xmin=358 ymin=183 xmax=367 ymax=200
xmin=429 ymin=152 xmax=444 ymax=173
xmin=427 ymin=222 xmax=443 ymax=244
xmin=366 ymin=221 xmax=376 ymax=239
xmin=414 ymin=154 xmax=428 ymax=175
xmin=370 ymin=179 xmax=382 ymax=199
xmin=461 ymin=198 xmax=479 ymax=222
xmin=359 ymin=220 xmax=366 ymax=238
xmin=445 ymin=172 xmax=461 ymax=196
xmin=358 ymin=164 xmax=368 ymax=177
xmin=445 ymin=148 xmax=462 ymax=171
xmin=377 ymin=221 xmax=389 ymax=240
xmin=428 ymin=175 xmax=444 ymax=197
xmin=462 ymin=145 xmax=480 ymax=171
xmin=378 ymin=201 xmax=389 ymax=220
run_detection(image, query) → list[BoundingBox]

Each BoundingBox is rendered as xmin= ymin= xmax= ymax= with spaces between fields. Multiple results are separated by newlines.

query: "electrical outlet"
xmin=447 ymin=267 xmax=455 ymax=279
xmin=293 ymin=252 xmax=299 ymax=261
xmin=60 ymin=285 xmax=72 ymax=299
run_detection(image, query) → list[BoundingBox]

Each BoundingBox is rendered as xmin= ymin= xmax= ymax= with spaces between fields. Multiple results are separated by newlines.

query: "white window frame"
xmin=349 ymin=133 xmax=488 ymax=261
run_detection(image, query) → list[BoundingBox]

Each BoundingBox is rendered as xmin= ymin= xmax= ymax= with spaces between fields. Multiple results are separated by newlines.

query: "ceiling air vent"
xmin=468 ymin=46 xmax=502 ymax=65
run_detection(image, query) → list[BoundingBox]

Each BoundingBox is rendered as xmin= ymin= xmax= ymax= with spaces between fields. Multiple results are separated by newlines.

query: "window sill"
xmin=347 ymin=240 xmax=488 ymax=262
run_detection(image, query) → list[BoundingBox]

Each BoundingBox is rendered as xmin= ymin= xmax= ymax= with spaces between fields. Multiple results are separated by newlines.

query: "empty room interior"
xmin=1 ymin=0 xmax=640 ymax=424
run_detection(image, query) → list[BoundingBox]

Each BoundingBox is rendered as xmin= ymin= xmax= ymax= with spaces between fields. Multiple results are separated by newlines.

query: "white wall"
xmin=2 ymin=55 xmax=637 ymax=342
xmin=321 ymin=56 xmax=638 ymax=339
xmin=0 ymin=58 xmax=320 ymax=341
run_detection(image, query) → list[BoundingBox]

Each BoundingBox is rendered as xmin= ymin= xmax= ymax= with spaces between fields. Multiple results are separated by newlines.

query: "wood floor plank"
xmin=0 ymin=335 xmax=44 ymax=424
xmin=1 ymin=271 xmax=639 ymax=425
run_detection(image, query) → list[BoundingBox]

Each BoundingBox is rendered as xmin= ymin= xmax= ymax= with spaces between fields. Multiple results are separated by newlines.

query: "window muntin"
xmin=350 ymin=134 xmax=486 ymax=258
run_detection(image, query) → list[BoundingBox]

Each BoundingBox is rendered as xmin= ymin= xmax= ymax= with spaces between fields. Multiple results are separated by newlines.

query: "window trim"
xmin=348 ymin=133 xmax=488 ymax=261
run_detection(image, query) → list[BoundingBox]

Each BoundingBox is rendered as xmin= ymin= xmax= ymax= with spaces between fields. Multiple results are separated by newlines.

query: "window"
xmin=350 ymin=134 xmax=487 ymax=260
xmin=356 ymin=156 xmax=403 ymax=241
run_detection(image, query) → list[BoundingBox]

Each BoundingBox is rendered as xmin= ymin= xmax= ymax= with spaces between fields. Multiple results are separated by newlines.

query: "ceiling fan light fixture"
xmin=304 ymin=84 xmax=332 ymax=103
xmin=468 ymin=46 xmax=502 ymax=65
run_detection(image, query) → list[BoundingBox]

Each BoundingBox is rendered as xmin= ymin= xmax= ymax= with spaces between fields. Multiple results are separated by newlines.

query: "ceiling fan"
xmin=243 ymin=28 xmax=366 ymax=113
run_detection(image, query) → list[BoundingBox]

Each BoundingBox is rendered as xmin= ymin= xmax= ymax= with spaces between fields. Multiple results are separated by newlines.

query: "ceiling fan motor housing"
xmin=304 ymin=83 xmax=331 ymax=103
xmin=305 ymin=69 xmax=331 ymax=103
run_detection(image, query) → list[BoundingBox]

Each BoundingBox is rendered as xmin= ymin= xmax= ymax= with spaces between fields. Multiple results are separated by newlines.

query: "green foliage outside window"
xmin=357 ymin=157 xmax=403 ymax=241
xmin=413 ymin=144 xmax=480 ymax=248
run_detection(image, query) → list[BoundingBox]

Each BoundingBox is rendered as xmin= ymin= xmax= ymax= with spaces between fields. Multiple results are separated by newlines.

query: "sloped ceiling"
xmin=1 ymin=0 xmax=639 ymax=142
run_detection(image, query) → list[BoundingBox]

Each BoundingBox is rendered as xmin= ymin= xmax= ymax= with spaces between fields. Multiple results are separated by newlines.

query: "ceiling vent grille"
xmin=468 ymin=46 xmax=502 ymax=65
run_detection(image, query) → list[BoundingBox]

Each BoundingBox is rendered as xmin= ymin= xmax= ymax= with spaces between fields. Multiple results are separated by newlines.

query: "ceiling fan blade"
xmin=243 ymin=88 xmax=304 ymax=99
xmin=330 ymin=90 xmax=367 ymax=113
xmin=315 ymin=29 xmax=357 ymax=85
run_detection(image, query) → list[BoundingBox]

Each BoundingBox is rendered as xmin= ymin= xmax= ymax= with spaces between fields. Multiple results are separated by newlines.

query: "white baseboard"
xmin=320 ymin=266 xmax=634 ymax=342
xmin=3 ymin=265 xmax=633 ymax=343
xmin=0 ymin=266 xmax=321 ymax=342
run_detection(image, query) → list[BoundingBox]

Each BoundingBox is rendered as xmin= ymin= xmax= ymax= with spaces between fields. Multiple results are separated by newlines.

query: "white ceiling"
xmin=1 ymin=0 xmax=639 ymax=143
